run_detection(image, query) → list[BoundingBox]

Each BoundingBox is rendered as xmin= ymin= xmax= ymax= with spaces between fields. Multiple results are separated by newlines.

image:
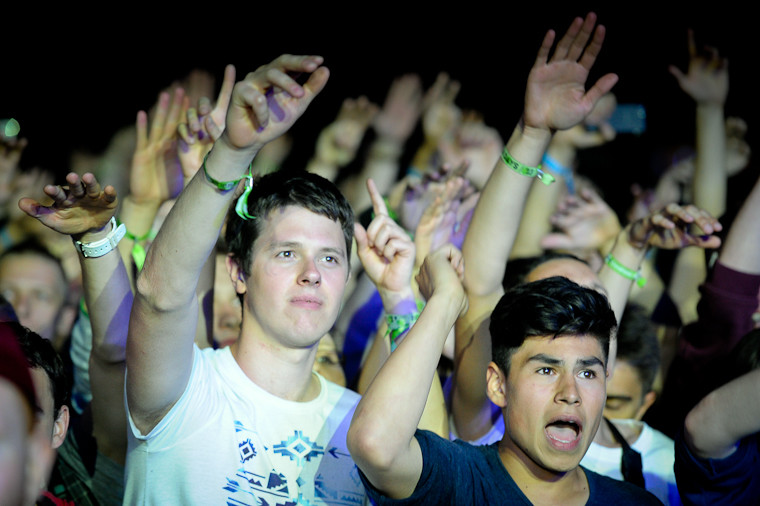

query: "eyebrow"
xmin=268 ymin=241 xmax=346 ymax=259
xmin=527 ymin=354 xmax=605 ymax=369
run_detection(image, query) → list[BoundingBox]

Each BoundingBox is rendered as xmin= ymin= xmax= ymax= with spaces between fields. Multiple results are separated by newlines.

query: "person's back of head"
xmin=224 ymin=170 xmax=355 ymax=277
xmin=0 ymin=323 xmax=55 ymax=506
xmin=490 ymin=275 xmax=617 ymax=377
xmin=502 ymin=252 xmax=589 ymax=292
xmin=9 ymin=321 xmax=71 ymax=450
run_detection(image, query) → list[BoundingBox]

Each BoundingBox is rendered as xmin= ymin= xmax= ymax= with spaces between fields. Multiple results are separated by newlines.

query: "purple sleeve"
xmin=678 ymin=262 xmax=760 ymax=371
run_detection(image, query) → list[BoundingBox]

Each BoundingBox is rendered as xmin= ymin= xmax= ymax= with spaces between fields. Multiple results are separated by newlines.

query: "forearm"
xmin=598 ymin=226 xmax=648 ymax=372
xmin=348 ymin=291 xmax=460 ymax=486
xmin=71 ymin=221 xmax=133 ymax=363
xmin=117 ymin=195 xmax=161 ymax=285
xmin=450 ymin=291 xmax=501 ymax=440
xmin=136 ymin=141 xmax=254 ymax=311
xmin=718 ymin=173 xmax=760 ymax=273
xmin=462 ymin=123 xmax=551 ymax=296
xmin=510 ymin=178 xmax=562 ymax=259
xmin=342 ymin=137 xmax=403 ymax=213
xmin=409 ymin=138 xmax=438 ymax=176
xmin=693 ymin=103 xmax=726 ymax=217
xmin=305 ymin=157 xmax=339 ymax=182
xmin=684 ymin=368 xmax=760 ymax=459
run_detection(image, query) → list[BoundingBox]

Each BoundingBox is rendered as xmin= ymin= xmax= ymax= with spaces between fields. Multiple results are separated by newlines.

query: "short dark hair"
xmin=617 ymin=303 xmax=661 ymax=395
xmin=10 ymin=321 xmax=70 ymax=421
xmin=490 ymin=276 xmax=617 ymax=377
xmin=502 ymin=252 xmax=590 ymax=291
xmin=224 ymin=170 xmax=355 ymax=276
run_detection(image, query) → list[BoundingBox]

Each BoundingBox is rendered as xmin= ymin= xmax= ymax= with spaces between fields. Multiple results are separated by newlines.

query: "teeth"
xmin=546 ymin=421 xmax=580 ymax=444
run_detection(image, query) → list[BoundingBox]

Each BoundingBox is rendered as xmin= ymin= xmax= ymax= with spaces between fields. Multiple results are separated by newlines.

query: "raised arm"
xmin=119 ymin=86 xmax=187 ymax=283
xmin=683 ymin=367 xmax=760 ymax=459
xmin=18 ymin=172 xmax=130 ymax=464
xmin=348 ymin=243 xmax=467 ymax=499
xmin=176 ymin=65 xmax=237 ymax=349
xmin=453 ymin=12 xmax=618 ymax=441
xmin=354 ymin=178 xmax=450 ymax=437
xmin=306 ymin=95 xmax=378 ymax=184
xmin=127 ymin=55 xmax=330 ymax=434
xmin=462 ymin=12 xmax=618 ymax=297
xmin=666 ymin=30 xmax=730 ymax=325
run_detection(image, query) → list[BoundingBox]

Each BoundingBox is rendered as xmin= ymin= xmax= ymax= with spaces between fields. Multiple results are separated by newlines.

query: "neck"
xmin=231 ymin=331 xmax=321 ymax=402
xmin=498 ymin=439 xmax=590 ymax=506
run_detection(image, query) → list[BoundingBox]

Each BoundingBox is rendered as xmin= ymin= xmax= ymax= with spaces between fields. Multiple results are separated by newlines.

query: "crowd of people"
xmin=1 ymin=11 xmax=758 ymax=506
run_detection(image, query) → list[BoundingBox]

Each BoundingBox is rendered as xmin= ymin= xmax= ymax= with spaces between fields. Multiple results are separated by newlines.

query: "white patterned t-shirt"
xmin=124 ymin=345 xmax=366 ymax=505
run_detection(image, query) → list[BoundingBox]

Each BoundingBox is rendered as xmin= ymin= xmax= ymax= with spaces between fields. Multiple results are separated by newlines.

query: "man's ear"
xmin=634 ymin=390 xmax=657 ymax=421
xmin=51 ymin=405 xmax=69 ymax=450
xmin=225 ymin=254 xmax=247 ymax=295
xmin=486 ymin=361 xmax=508 ymax=408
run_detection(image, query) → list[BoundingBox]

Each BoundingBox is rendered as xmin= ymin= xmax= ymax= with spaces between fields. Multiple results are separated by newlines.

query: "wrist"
xmin=369 ymin=136 xmax=404 ymax=160
xmin=696 ymin=102 xmax=725 ymax=113
xmin=211 ymin=136 xmax=260 ymax=177
xmin=517 ymin=117 xmax=554 ymax=146
xmin=121 ymin=196 xmax=160 ymax=233
xmin=379 ymin=287 xmax=418 ymax=314
xmin=506 ymin=122 xmax=553 ymax=167
xmin=72 ymin=217 xmax=126 ymax=258
xmin=425 ymin=289 xmax=466 ymax=325
xmin=71 ymin=217 xmax=116 ymax=243
xmin=613 ymin=225 xmax=649 ymax=264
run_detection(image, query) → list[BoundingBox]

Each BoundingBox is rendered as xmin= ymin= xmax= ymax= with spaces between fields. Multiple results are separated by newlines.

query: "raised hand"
xmin=541 ymin=185 xmax=621 ymax=252
xmin=313 ymin=96 xmax=379 ymax=167
xmin=437 ymin=112 xmax=503 ymax=190
xmin=178 ymin=65 xmax=236 ymax=181
xmin=222 ymin=55 xmax=329 ymax=153
xmin=354 ymin=178 xmax=416 ymax=308
xmin=627 ymin=203 xmax=722 ymax=251
xmin=18 ymin=172 xmax=118 ymax=238
xmin=130 ymin=87 xmax=187 ymax=205
xmin=414 ymin=174 xmax=469 ymax=268
xmin=415 ymin=244 xmax=467 ymax=318
xmin=669 ymin=30 xmax=728 ymax=105
xmin=421 ymin=72 xmax=461 ymax=143
xmin=524 ymin=12 xmax=619 ymax=133
xmin=372 ymin=74 xmax=424 ymax=144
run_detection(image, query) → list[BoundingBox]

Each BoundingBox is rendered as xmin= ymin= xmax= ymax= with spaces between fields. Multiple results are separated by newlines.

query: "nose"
xmin=555 ymin=374 xmax=581 ymax=405
xmin=298 ymin=258 xmax=321 ymax=286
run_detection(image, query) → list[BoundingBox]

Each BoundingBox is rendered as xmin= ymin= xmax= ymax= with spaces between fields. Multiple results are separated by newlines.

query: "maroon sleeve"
xmin=678 ymin=261 xmax=760 ymax=371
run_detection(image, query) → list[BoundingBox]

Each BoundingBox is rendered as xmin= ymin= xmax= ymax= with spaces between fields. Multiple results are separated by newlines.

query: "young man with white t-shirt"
xmin=123 ymin=55 xmax=369 ymax=504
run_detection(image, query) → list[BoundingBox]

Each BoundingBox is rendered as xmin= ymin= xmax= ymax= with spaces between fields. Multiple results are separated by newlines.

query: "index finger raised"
xmin=366 ymin=178 xmax=389 ymax=217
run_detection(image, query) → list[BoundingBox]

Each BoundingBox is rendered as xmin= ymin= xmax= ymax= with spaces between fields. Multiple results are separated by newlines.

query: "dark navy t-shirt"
xmin=675 ymin=430 xmax=760 ymax=505
xmin=360 ymin=429 xmax=662 ymax=505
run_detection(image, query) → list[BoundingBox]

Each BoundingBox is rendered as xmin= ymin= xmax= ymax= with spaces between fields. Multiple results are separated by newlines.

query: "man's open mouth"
xmin=545 ymin=417 xmax=582 ymax=445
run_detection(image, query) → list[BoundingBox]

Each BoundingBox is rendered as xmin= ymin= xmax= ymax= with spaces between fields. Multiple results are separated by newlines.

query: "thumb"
xmin=353 ymin=222 xmax=369 ymax=252
xmin=668 ymin=65 xmax=685 ymax=83
xmin=17 ymin=197 xmax=46 ymax=219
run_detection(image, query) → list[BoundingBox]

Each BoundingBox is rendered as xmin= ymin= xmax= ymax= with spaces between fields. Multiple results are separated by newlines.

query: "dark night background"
xmin=4 ymin=5 xmax=757 ymax=221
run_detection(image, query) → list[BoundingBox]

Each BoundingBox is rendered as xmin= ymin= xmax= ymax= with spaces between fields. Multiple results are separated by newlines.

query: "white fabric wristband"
xmin=73 ymin=217 xmax=126 ymax=258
